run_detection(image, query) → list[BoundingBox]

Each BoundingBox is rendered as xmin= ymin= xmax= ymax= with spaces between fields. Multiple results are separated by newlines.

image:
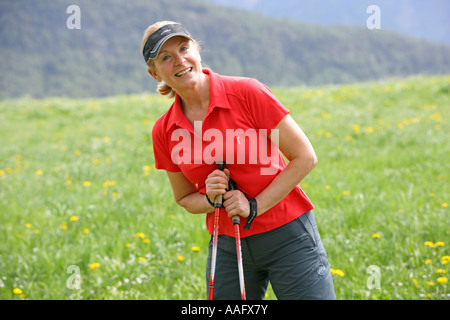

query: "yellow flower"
xmin=325 ymin=185 xmax=331 ymax=190
xmin=191 ymin=246 xmax=200 ymax=252
xmin=91 ymin=158 xmax=101 ymax=165
xmin=83 ymin=181 xmax=92 ymax=187
xmin=60 ymin=221 xmax=67 ymax=230
xmin=136 ymin=232 xmax=145 ymax=238
xmin=35 ymin=169 xmax=43 ymax=175
xmin=442 ymin=203 xmax=449 ymax=208
xmin=425 ymin=259 xmax=432 ymax=265
xmin=69 ymin=216 xmax=79 ymax=222
xmin=177 ymin=255 xmax=185 ymax=262
xmin=138 ymin=257 xmax=147 ymax=262
xmin=442 ymin=256 xmax=450 ymax=264
xmin=143 ymin=165 xmax=152 ymax=176
xmin=436 ymin=269 xmax=447 ymax=274
xmin=66 ymin=179 xmax=72 ymax=186
xmin=335 ymin=269 xmax=345 ymax=277
xmin=125 ymin=243 xmax=132 ymax=248
xmin=142 ymin=238 xmax=150 ymax=244
xmin=429 ymin=193 xmax=435 ymax=198
xmin=25 ymin=223 xmax=32 ymax=229
xmin=83 ymin=228 xmax=90 ymax=234
xmin=437 ymin=277 xmax=448 ymax=284
xmin=412 ymin=278 xmax=418 ymax=286
xmin=342 ymin=190 xmax=351 ymax=196
xmin=102 ymin=180 xmax=116 ymax=188
xmin=434 ymin=241 xmax=444 ymax=247
xmin=330 ymin=268 xmax=344 ymax=277
xmin=90 ymin=262 xmax=100 ymax=270
xmin=429 ymin=111 xmax=442 ymax=122
xmin=366 ymin=127 xmax=374 ymax=133
xmin=372 ymin=233 xmax=381 ymax=239
xmin=13 ymin=288 xmax=22 ymax=295
xmin=424 ymin=241 xmax=435 ymax=248
xmin=352 ymin=124 xmax=361 ymax=134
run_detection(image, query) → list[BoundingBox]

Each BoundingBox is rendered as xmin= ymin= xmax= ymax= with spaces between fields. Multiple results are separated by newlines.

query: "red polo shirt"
xmin=152 ymin=69 xmax=314 ymax=237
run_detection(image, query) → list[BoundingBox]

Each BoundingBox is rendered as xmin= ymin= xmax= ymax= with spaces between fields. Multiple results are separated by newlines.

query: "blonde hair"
xmin=142 ymin=21 xmax=200 ymax=98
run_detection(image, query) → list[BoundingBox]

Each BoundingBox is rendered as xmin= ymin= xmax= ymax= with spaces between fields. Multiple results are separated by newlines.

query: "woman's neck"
xmin=178 ymin=73 xmax=210 ymax=124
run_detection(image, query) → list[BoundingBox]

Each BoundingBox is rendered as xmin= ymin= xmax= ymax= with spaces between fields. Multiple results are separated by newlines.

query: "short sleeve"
xmin=151 ymin=119 xmax=181 ymax=172
xmin=244 ymin=78 xmax=290 ymax=132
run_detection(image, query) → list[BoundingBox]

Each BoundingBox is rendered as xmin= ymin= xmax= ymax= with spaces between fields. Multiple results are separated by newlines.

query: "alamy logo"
xmin=66 ymin=265 xmax=81 ymax=289
xmin=66 ymin=5 xmax=81 ymax=30
xmin=171 ymin=121 xmax=279 ymax=175
xmin=366 ymin=5 xmax=381 ymax=30
xmin=366 ymin=265 xmax=381 ymax=290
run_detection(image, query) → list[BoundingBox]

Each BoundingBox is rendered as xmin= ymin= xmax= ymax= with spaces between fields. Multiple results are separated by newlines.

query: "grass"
xmin=0 ymin=75 xmax=448 ymax=300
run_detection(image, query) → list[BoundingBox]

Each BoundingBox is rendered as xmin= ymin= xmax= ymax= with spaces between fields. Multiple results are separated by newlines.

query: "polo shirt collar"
xmin=165 ymin=69 xmax=231 ymax=133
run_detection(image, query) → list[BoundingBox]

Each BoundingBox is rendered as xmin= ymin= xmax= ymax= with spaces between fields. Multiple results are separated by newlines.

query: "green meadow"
xmin=0 ymin=75 xmax=448 ymax=300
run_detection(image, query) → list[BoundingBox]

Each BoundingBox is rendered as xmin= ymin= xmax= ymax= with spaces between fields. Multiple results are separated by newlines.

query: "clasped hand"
xmin=205 ymin=169 xmax=249 ymax=219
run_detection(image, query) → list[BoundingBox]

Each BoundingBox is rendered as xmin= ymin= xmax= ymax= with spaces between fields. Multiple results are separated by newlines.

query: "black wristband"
xmin=205 ymin=194 xmax=214 ymax=208
xmin=244 ymin=198 xmax=257 ymax=230
xmin=206 ymin=194 xmax=225 ymax=209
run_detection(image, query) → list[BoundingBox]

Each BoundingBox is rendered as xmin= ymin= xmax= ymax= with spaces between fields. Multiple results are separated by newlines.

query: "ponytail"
xmin=157 ymin=82 xmax=176 ymax=98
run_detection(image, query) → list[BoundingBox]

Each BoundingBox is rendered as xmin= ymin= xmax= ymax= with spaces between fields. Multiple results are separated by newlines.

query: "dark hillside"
xmin=0 ymin=0 xmax=449 ymax=98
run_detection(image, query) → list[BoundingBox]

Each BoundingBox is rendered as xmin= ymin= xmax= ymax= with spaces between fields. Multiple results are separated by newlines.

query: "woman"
xmin=142 ymin=21 xmax=336 ymax=300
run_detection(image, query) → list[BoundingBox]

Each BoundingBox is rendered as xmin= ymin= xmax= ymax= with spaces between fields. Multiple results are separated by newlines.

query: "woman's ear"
xmin=148 ymin=67 xmax=162 ymax=82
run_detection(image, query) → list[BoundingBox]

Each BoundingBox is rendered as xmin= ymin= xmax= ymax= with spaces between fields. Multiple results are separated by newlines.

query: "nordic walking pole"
xmin=228 ymin=178 xmax=246 ymax=300
xmin=208 ymin=161 xmax=225 ymax=300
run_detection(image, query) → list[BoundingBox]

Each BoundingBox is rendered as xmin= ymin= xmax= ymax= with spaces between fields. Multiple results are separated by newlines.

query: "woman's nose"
xmin=174 ymin=53 xmax=186 ymax=65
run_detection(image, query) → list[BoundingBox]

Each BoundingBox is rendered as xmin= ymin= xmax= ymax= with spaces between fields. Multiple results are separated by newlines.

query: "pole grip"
xmin=214 ymin=161 xmax=225 ymax=208
xmin=228 ymin=177 xmax=240 ymax=225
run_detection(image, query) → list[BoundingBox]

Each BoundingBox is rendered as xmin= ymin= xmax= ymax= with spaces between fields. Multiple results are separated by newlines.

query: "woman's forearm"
xmin=167 ymin=171 xmax=213 ymax=214
xmin=177 ymin=191 xmax=213 ymax=214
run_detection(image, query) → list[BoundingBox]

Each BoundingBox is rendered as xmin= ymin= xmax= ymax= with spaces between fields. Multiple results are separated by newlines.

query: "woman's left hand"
xmin=223 ymin=190 xmax=250 ymax=219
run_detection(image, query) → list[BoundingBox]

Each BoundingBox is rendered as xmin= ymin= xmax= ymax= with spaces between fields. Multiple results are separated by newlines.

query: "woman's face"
xmin=150 ymin=36 xmax=203 ymax=92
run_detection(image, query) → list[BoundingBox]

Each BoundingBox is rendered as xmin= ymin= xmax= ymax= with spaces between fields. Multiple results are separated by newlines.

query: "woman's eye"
xmin=180 ymin=46 xmax=188 ymax=52
xmin=162 ymin=55 xmax=170 ymax=61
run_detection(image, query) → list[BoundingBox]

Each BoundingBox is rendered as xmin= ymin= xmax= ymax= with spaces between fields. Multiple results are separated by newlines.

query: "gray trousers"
xmin=206 ymin=210 xmax=336 ymax=300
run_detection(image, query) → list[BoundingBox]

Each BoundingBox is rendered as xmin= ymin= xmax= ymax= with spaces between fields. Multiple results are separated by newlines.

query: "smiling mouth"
xmin=175 ymin=67 xmax=193 ymax=77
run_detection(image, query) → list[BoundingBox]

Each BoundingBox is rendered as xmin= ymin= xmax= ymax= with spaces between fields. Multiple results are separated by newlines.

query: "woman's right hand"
xmin=205 ymin=168 xmax=230 ymax=202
